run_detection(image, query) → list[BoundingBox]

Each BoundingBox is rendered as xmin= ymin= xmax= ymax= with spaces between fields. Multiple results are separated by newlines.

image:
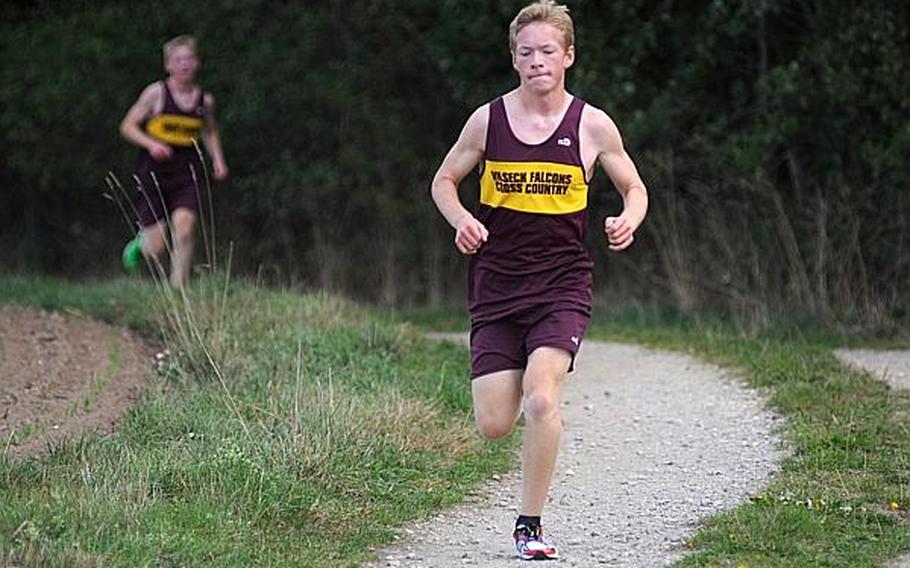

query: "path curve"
xmin=834 ymin=349 xmax=910 ymax=391
xmin=368 ymin=336 xmax=786 ymax=567
xmin=834 ymin=348 xmax=910 ymax=568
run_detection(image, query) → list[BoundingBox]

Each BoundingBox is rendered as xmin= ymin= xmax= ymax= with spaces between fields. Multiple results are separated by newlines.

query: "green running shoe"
xmin=121 ymin=236 xmax=143 ymax=272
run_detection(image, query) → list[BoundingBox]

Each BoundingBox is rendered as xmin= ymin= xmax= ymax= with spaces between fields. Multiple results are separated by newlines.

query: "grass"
xmin=0 ymin=277 xmax=515 ymax=567
xmin=81 ymin=332 xmax=123 ymax=414
xmin=3 ymin=280 xmax=908 ymax=566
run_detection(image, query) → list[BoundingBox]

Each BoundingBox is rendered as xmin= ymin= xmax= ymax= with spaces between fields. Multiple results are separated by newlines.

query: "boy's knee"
xmin=139 ymin=232 xmax=165 ymax=259
xmin=475 ymin=414 xmax=515 ymax=440
xmin=172 ymin=222 xmax=195 ymax=244
xmin=522 ymin=391 xmax=558 ymax=424
xmin=175 ymin=229 xmax=194 ymax=245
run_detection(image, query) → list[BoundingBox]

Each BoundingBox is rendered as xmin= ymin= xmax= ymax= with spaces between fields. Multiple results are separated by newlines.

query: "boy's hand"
xmin=213 ymin=159 xmax=229 ymax=181
xmin=605 ymin=215 xmax=635 ymax=251
xmin=147 ymin=141 xmax=173 ymax=161
xmin=454 ymin=214 xmax=489 ymax=255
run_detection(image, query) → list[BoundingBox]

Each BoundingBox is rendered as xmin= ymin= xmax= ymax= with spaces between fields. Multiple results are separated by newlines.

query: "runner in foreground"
xmin=430 ymin=1 xmax=648 ymax=560
xmin=120 ymin=34 xmax=228 ymax=287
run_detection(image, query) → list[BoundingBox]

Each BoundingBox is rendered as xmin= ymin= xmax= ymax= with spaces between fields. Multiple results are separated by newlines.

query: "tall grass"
xmin=591 ymin=149 xmax=910 ymax=337
xmin=0 ymin=277 xmax=513 ymax=566
xmin=636 ymin=149 xmax=908 ymax=334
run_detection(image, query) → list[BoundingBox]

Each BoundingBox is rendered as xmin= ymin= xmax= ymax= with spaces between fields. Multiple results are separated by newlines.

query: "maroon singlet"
xmin=469 ymin=96 xmax=593 ymax=326
xmin=133 ymin=81 xmax=206 ymax=227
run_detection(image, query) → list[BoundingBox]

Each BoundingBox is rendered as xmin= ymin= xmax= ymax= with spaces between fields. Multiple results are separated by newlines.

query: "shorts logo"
xmin=570 ymin=336 xmax=580 ymax=346
xmin=557 ymin=137 xmax=572 ymax=147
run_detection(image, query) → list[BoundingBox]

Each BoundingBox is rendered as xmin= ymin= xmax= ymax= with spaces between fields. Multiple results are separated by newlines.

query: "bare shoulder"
xmin=203 ymin=92 xmax=216 ymax=110
xmin=581 ymin=104 xmax=617 ymax=131
xmin=434 ymin=102 xmax=492 ymax=182
xmin=457 ymin=102 xmax=491 ymax=149
xmin=581 ymin=104 xmax=623 ymax=151
xmin=125 ymin=81 xmax=163 ymax=120
xmin=463 ymin=103 xmax=490 ymax=137
xmin=138 ymin=81 xmax=163 ymax=102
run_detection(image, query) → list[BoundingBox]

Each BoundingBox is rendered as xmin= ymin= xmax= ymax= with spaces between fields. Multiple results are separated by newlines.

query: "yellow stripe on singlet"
xmin=480 ymin=160 xmax=588 ymax=214
xmin=146 ymin=114 xmax=203 ymax=147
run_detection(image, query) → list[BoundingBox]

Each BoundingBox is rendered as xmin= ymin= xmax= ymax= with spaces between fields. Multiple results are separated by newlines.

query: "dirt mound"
xmin=0 ymin=305 xmax=155 ymax=457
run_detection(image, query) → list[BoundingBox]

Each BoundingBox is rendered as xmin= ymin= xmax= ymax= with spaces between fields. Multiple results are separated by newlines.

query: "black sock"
xmin=516 ymin=515 xmax=541 ymax=530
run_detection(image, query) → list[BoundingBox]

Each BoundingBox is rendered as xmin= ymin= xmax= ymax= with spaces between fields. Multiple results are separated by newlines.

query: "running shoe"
xmin=121 ymin=236 xmax=143 ymax=271
xmin=514 ymin=524 xmax=558 ymax=560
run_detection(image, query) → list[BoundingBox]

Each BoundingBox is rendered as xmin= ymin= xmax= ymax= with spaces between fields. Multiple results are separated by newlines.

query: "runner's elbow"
xmin=119 ymin=120 xmax=135 ymax=140
xmin=431 ymin=172 xmax=458 ymax=198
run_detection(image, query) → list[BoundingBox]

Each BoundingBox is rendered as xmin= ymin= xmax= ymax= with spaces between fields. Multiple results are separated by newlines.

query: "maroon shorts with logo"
xmin=469 ymin=305 xmax=590 ymax=379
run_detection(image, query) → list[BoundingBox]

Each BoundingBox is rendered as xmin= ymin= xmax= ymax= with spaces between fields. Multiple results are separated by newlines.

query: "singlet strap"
xmin=564 ymin=97 xmax=585 ymax=132
xmin=194 ymin=88 xmax=205 ymax=112
xmin=484 ymin=97 xmax=505 ymax=154
xmin=160 ymin=79 xmax=175 ymax=112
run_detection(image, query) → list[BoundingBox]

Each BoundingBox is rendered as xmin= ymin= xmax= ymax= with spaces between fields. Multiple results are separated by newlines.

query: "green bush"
xmin=1 ymin=0 xmax=908 ymax=328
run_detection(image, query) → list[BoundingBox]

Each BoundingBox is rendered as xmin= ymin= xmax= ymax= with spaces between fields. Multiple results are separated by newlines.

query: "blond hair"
xmin=509 ymin=1 xmax=574 ymax=52
xmin=162 ymin=35 xmax=198 ymax=63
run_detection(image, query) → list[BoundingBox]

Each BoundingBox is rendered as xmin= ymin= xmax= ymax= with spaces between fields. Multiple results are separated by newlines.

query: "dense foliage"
xmin=2 ymin=0 xmax=908 ymax=326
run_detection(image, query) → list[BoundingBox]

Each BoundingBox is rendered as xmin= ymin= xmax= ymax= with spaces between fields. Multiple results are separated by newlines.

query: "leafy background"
xmin=1 ymin=0 xmax=908 ymax=328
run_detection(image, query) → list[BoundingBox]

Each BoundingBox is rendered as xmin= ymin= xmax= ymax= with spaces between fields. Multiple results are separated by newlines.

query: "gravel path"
xmin=834 ymin=349 xmax=910 ymax=391
xmin=367 ymin=338 xmax=785 ymax=567
xmin=834 ymin=348 xmax=910 ymax=568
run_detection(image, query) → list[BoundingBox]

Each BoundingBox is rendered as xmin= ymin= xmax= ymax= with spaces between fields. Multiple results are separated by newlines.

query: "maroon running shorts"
xmin=134 ymin=162 xmax=202 ymax=228
xmin=469 ymin=306 xmax=590 ymax=379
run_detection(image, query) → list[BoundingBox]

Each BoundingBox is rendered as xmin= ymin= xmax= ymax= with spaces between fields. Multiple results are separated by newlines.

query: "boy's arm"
xmin=202 ymin=93 xmax=228 ymax=180
xmin=585 ymin=107 xmax=648 ymax=251
xmin=430 ymin=105 xmax=490 ymax=255
xmin=120 ymin=83 xmax=172 ymax=161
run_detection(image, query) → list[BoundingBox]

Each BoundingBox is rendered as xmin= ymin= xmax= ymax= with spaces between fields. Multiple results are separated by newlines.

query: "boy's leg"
xmin=472 ymin=369 xmax=523 ymax=439
xmin=124 ymin=179 xmax=167 ymax=273
xmin=519 ymin=346 xmax=570 ymax=516
xmin=140 ymin=221 xmax=167 ymax=259
xmin=470 ymin=319 xmax=526 ymax=439
xmin=169 ymin=207 xmax=197 ymax=287
xmin=123 ymin=221 xmax=167 ymax=278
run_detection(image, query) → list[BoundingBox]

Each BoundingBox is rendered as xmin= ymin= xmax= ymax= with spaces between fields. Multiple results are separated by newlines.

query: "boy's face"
xmin=165 ymin=45 xmax=199 ymax=83
xmin=512 ymin=22 xmax=574 ymax=94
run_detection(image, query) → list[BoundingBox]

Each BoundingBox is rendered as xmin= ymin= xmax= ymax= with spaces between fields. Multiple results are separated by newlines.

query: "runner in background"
xmin=119 ymin=34 xmax=228 ymax=287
